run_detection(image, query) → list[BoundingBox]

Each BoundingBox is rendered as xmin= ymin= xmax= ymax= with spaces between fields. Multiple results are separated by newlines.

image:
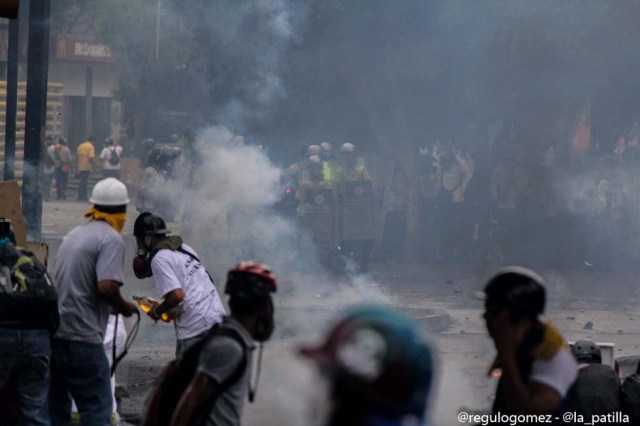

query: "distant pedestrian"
xmin=483 ymin=267 xmax=577 ymax=419
xmin=76 ymin=136 xmax=96 ymax=201
xmin=53 ymin=138 xmax=72 ymax=200
xmin=135 ymin=145 xmax=181 ymax=219
xmin=100 ymin=137 xmax=123 ymax=180
xmin=43 ymin=136 xmax=56 ymax=201
xmin=49 ymin=178 xmax=138 ymax=425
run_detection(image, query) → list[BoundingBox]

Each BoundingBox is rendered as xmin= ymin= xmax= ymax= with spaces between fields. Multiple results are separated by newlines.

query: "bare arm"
xmin=499 ymin=355 xmax=562 ymax=414
xmin=171 ymin=372 xmax=218 ymax=426
xmin=97 ymin=280 xmax=137 ymax=317
xmin=155 ymin=288 xmax=184 ymax=316
xmin=492 ymin=312 xmax=562 ymax=414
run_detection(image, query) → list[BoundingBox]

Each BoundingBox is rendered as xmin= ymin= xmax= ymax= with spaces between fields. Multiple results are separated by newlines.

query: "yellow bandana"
xmin=84 ymin=208 xmax=127 ymax=233
xmin=487 ymin=321 xmax=567 ymax=376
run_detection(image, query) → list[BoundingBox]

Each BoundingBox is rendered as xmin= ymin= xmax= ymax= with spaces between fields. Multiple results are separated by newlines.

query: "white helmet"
xmin=90 ymin=178 xmax=130 ymax=206
xmin=320 ymin=142 xmax=332 ymax=152
xmin=340 ymin=143 xmax=355 ymax=153
xmin=307 ymin=145 xmax=321 ymax=156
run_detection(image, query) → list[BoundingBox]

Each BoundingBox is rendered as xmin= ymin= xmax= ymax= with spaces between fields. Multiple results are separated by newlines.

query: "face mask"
xmin=254 ymin=300 xmax=275 ymax=342
xmin=132 ymin=250 xmax=153 ymax=279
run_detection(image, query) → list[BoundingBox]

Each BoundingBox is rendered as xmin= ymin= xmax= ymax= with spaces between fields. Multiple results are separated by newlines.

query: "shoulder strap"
xmin=176 ymin=246 xmax=215 ymax=285
xmin=193 ymin=323 xmax=249 ymax=425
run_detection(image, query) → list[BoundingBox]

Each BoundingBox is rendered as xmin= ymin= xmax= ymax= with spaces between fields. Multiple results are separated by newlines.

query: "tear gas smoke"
xmin=175 ymin=126 xmax=389 ymax=307
xmin=179 ymin=0 xmax=309 ymax=131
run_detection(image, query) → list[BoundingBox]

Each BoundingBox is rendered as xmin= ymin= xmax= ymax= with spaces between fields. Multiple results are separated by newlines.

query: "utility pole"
xmin=22 ymin=0 xmax=50 ymax=240
xmin=3 ymin=16 xmax=19 ymax=180
xmin=155 ymin=0 xmax=160 ymax=61
xmin=84 ymin=65 xmax=93 ymax=136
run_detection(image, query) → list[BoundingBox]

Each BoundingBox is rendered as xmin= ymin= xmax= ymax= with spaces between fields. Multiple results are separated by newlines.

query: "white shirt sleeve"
xmin=100 ymin=148 xmax=109 ymax=160
xmin=529 ymin=348 xmax=578 ymax=398
xmin=151 ymin=250 xmax=183 ymax=299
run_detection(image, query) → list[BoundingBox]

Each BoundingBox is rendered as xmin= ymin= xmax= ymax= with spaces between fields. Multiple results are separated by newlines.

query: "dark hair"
xmin=484 ymin=267 xmax=545 ymax=321
xmin=229 ymin=294 xmax=270 ymax=318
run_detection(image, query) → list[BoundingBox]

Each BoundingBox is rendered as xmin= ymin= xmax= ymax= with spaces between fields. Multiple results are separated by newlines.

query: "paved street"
xmin=41 ymin=200 xmax=640 ymax=425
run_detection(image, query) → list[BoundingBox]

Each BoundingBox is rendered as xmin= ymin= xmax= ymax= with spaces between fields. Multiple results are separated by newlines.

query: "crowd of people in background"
xmin=42 ymin=117 xmax=640 ymax=275
xmin=42 ymin=135 xmax=124 ymax=202
xmin=377 ymin=118 xmax=640 ymax=272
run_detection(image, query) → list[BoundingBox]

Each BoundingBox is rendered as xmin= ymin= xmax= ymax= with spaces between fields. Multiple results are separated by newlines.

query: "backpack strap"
xmin=192 ymin=322 xmax=249 ymax=425
xmin=176 ymin=246 xmax=216 ymax=285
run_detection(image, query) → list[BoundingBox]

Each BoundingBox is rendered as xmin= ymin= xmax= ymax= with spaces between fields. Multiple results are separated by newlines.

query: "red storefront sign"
xmin=0 ymin=31 xmax=116 ymax=63
xmin=53 ymin=36 xmax=116 ymax=63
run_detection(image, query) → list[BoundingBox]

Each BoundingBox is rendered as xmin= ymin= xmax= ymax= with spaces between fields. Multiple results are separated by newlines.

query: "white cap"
xmin=320 ymin=142 xmax=332 ymax=151
xmin=340 ymin=143 xmax=355 ymax=153
xmin=90 ymin=178 xmax=130 ymax=206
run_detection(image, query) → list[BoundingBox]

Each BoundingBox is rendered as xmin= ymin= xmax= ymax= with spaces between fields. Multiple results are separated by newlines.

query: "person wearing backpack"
xmin=100 ymin=137 xmax=123 ymax=179
xmin=132 ymin=212 xmax=226 ymax=356
xmin=158 ymin=261 xmax=277 ymax=426
xmin=0 ymin=218 xmax=59 ymax=425
xmin=49 ymin=178 xmax=138 ymax=425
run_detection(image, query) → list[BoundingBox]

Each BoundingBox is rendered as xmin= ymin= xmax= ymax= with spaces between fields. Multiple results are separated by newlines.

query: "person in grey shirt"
xmin=171 ymin=262 xmax=277 ymax=426
xmin=49 ymin=178 xmax=138 ymax=425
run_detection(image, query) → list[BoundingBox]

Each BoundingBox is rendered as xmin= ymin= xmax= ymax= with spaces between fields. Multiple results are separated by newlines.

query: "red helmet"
xmin=225 ymin=261 xmax=277 ymax=298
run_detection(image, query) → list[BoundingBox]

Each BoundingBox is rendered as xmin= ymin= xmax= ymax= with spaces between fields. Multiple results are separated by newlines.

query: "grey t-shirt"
xmin=198 ymin=317 xmax=255 ymax=426
xmin=53 ymin=220 xmax=126 ymax=344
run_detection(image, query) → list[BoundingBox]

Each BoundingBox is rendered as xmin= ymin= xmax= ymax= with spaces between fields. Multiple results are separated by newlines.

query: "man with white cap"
xmin=49 ymin=178 xmax=138 ymax=425
xmin=483 ymin=266 xmax=577 ymax=417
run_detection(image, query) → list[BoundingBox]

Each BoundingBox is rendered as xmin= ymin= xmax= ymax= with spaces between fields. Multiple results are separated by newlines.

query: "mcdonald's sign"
xmin=53 ymin=36 xmax=116 ymax=63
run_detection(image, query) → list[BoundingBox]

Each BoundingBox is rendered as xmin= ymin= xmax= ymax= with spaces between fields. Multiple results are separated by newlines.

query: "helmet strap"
xmin=248 ymin=343 xmax=264 ymax=403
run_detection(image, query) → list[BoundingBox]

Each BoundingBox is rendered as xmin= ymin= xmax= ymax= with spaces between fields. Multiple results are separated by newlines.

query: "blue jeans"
xmin=49 ymin=338 xmax=112 ymax=426
xmin=176 ymin=330 xmax=209 ymax=357
xmin=0 ymin=328 xmax=52 ymax=426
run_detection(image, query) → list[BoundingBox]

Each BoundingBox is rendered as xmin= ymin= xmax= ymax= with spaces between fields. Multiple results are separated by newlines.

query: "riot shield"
xmin=339 ymin=180 xmax=376 ymax=241
xmin=298 ymin=187 xmax=338 ymax=248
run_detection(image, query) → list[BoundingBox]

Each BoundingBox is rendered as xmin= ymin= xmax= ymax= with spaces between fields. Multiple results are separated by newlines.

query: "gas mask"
xmin=132 ymin=249 xmax=153 ymax=279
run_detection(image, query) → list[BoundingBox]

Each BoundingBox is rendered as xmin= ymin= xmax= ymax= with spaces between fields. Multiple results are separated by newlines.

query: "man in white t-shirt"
xmin=483 ymin=267 xmax=577 ymax=419
xmin=132 ymin=212 xmax=226 ymax=356
xmin=100 ymin=138 xmax=124 ymax=180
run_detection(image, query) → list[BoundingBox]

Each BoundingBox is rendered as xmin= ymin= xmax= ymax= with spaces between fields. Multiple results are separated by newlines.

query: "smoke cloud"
xmin=178 ymin=0 xmax=310 ymax=132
